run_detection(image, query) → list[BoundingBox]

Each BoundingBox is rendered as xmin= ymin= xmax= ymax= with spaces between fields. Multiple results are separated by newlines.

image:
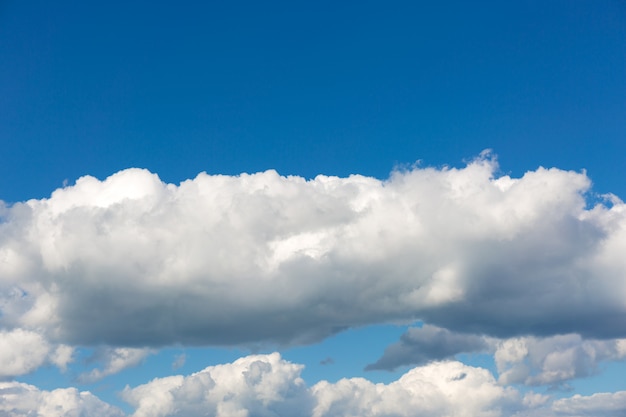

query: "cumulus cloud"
xmin=121 ymin=352 xmax=311 ymax=417
xmin=0 ymin=381 xmax=124 ymax=417
xmin=495 ymin=334 xmax=626 ymax=386
xmin=117 ymin=354 xmax=626 ymax=417
xmin=1 ymin=155 xmax=626 ymax=348
xmin=0 ymin=329 xmax=73 ymax=378
xmin=120 ymin=353 xmax=626 ymax=417
xmin=512 ymin=391 xmax=626 ymax=417
xmin=2 ymin=353 xmax=625 ymax=417
xmin=78 ymin=347 xmax=152 ymax=383
xmin=366 ymin=324 xmax=493 ymax=370
xmin=313 ymin=360 xmax=519 ymax=417
xmin=121 ymin=352 xmax=517 ymax=417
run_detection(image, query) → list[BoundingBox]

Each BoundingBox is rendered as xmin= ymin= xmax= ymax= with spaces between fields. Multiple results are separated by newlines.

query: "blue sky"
xmin=1 ymin=1 xmax=626 ymax=416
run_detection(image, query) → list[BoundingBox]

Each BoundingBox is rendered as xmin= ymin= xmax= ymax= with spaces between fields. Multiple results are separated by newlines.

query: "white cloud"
xmin=0 ymin=381 xmax=124 ymax=417
xmin=313 ymin=360 xmax=519 ymax=417
xmin=122 ymin=352 xmax=311 ymax=417
xmin=122 ymin=352 xmax=517 ymax=417
xmin=512 ymin=391 xmax=626 ymax=417
xmin=1 ymin=156 xmax=626 ymax=348
xmin=551 ymin=391 xmax=626 ymax=416
xmin=495 ymin=334 xmax=626 ymax=386
xmin=119 ymin=354 xmax=626 ymax=417
xmin=0 ymin=329 xmax=49 ymax=378
xmin=50 ymin=344 xmax=74 ymax=371
xmin=0 ymin=329 xmax=73 ymax=378
xmin=2 ymin=352 xmax=625 ymax=417
xmin=79 ymin=347 xmax=152 ymax=383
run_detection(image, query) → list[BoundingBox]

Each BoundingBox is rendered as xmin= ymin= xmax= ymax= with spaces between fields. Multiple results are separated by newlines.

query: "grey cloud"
xmin=320 ymin=357 xmax=334 ymax=365
xmin=1 ymin=156 xmax=626 ymax=348
xmin=172 ymin=353 xmax=186 ymax=370
xmin=370 ymin=327 xmax=626 ymax=385
xmin=366 ymin=324 xmax=492 ymax=371
xmin=78 ymin=347 xmax=152 ymax=383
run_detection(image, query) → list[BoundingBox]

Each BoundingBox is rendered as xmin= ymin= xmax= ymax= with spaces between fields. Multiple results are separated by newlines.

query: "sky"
xmin=0 ymin=1 xmax=625 ymax=416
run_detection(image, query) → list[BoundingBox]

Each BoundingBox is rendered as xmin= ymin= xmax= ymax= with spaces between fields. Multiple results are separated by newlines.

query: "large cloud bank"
xmin=3 ymin=353 xmax=626 ymax=417
xmin=1 ymin=155 xmax=626 ymax=348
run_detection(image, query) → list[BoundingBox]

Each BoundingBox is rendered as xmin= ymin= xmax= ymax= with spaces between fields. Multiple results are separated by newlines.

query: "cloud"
xmin=78 ymin=347 xmax=153 ymax=383
xmin=2 ymin=353 xmax=625 ymax=417
xmin=319 ymin=357 xmax=334 ymax=365
xmin=313 ymin=360 xmax=519 ymax=417
xmin=512 ymin=391 xmax=626 ymax=417
xmin=123 ymin=352 xmax=624 ymax=417
xmin=0 ymin=329 xmax=73 ymax=378
xmin=121 ymin=352 xmax=517 ymax=417
xmin=121 ymin=352 xmax=311 ymax=417
xmin=1 ymin=155 xmax=626 ymax=348
xmin=171 ymin=353 xmax=186 ymax=370
xmin=370 ymin=326 xmax=626 ymax=386
xmin=366 ymin=324 xmax=493 ymax=370
xmin=117 ymin=354 xmax=626 ymax=417
xmin=0 ymin=381 xmax=124 ymax=417
xmin=550 ymin=391 xmax=626 ymax=417
xmin=495 ymin=334 xmax=626 ymax=386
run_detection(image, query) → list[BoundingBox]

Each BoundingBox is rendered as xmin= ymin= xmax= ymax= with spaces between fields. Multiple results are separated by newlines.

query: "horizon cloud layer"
xmin=4 ymin=353 xmax=626 ymax=417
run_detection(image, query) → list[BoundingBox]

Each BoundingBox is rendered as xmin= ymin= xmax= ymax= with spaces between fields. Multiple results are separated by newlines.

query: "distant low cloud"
xmin=320 ymin=357 xmax=334 ymax=365
xmin=510 ymin=391 xmax=626 ymax=417
xmin=122 ymin=352 xmax=311 ymax=417
xmin=1 ymin=154 xmax=626 ymax=350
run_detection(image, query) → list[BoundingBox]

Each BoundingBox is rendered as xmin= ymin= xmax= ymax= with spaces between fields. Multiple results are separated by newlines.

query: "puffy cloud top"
xmin=1 ymin=156 xmax=626 ymax=347
xmin=122 ymin=352 xmax=310 ymax=417
xmin=0 ymin=381 xmax=124 ymax=417
xmin=122 ymin=353 xmax=517 ymax=417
